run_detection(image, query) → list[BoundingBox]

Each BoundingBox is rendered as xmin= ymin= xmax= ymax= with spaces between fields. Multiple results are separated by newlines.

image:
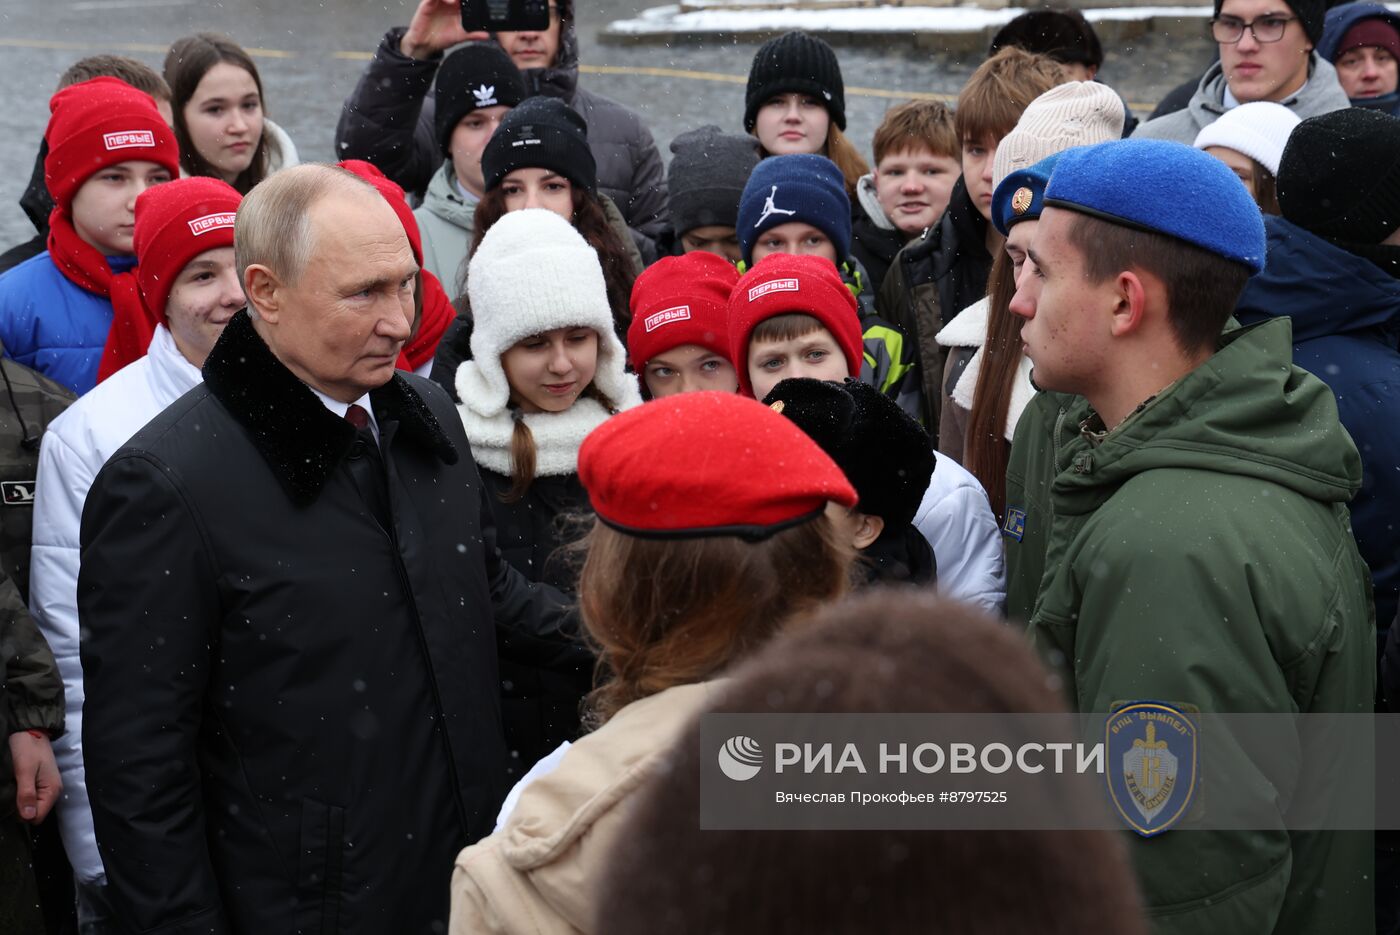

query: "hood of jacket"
xmin=1052 ymin=319 xmax=1361 ymax=516
xmin=1188 ymin=55 xmax=1352 ymax=128
xmin=422 ymin=161 xmax=478 ymax=228
xmin=1237 ymin=214 xmax=1400 ymax=344
xmin=855 ymin=174 xmax=895 ymax=231
xmin=514 ymin=12 xmax=581 ymax=103
xmin=1319 ymin=2 xmax=1400 ymax=62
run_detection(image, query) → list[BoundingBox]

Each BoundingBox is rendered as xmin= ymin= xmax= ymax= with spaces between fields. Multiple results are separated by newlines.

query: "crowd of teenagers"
xmin=0 ymin=0 xmax=1398 ymax=931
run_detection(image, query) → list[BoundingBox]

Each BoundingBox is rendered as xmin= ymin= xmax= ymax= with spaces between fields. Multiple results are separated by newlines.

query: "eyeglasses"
xmin=1211 ymin=14 xmax=1297 ymax=44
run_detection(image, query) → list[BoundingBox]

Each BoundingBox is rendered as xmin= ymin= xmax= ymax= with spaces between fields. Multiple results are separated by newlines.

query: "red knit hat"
xmin=1339 ymin=17 xmax=1400 ymax=61
xmin=627 ymin=252 xmax=739 ymax=371
xmin=727 ymin=254 xmax=863 ymax=398
xmin=44 ymin=77 xmax=179 ymax=211
xmin=98 ymin=177 xmax=241 ymax=382
xmin=578 ymin=391 xmax=857 ymax=540
xmin=338 ymin=160 xmax=454 ymax=373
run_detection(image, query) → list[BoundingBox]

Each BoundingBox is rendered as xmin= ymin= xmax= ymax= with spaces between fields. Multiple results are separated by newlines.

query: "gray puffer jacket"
xmin=414 ymin=163 xmax=477 ymax=301
xmin=335 ymin=24 xmax=668 ymax=254
xmin=1133 ymin=55 xmax=1350 ymax=144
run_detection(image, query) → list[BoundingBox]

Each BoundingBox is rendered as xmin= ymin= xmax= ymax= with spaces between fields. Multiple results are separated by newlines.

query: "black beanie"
xmin=744 ymin=31 xmax=846 ymax=133
xmin=1277 ymin=107 xmax=1400 ymax=245
xmin=481 ymin=96 xmax=597 ymax=194
xmin=762 ymin=378 xmax=933 ymax=529
xmin=434 ymin=43 xmax=528 ymax=157
xmin=667 ymin=125 xmax=760 ymax=236
xmin=1213 ymin=0 xmax=1326 ymax=46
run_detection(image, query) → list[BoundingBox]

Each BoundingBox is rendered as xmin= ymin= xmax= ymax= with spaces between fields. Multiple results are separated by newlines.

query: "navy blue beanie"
xmin=737 ymin=154 xmax=851 ymax=264
xmin=1043 ymin=139 xmax=1265 ymax=273
xmin=992 ymin=152 xmax=1065 ymax=237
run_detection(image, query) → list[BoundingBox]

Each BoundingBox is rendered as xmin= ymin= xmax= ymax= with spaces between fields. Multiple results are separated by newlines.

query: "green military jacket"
xmin=1021 ymin=320 xmax=1374 ymax=934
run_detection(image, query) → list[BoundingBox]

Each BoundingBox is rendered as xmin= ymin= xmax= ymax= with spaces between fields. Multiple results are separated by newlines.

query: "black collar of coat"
xmin=201 ymin=309 xmax=458 ymax=506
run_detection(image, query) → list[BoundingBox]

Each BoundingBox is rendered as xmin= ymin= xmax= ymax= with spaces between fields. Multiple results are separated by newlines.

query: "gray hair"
xmin=234 ymin=163 xmax=380 ymax=290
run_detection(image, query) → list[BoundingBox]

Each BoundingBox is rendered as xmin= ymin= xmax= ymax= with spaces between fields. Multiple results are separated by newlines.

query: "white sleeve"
xmin=29 ymin=426 xmax=107 ymax=883
xmin=914 ymin=461 xmax=1007 ymax=615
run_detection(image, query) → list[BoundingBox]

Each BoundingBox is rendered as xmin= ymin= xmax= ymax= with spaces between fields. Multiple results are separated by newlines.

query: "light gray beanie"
xmin=992 ymin=81 xmax=1125 ymax=189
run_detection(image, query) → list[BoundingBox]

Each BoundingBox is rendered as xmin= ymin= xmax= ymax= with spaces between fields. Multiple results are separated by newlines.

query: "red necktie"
xmin=345 ymin=403 xmax=371 ymax=431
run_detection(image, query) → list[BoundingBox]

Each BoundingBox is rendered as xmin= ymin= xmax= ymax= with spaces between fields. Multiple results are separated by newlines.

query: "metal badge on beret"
xmin=1012 ymin=187 xmax=1034 ymax=215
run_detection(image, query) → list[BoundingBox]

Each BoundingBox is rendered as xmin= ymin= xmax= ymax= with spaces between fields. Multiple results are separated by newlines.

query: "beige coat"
xmin=449 ymin=681 xmax=720 ymax=934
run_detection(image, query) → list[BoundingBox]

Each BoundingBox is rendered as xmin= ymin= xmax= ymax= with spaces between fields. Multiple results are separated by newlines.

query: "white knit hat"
xmin=992 ymin=81 xmax=1126 ymax=189
xmin=456 ymin=209 xmax=634 ymax=418
xmin=1193 ymin=102 xmax=1301 ymax=177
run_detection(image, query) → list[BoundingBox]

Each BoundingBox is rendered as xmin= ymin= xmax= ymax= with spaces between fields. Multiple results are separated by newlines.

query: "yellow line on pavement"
xmin=0 ymin=37 xmax=1158 ymax=111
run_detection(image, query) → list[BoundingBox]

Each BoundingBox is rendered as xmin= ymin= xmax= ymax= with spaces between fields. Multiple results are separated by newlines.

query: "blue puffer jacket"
xmin=0 ymin=251 xmax=128 ymax=395
xmin=1236 ymin=215 xmax=1400 ymax=635
xmin=1319 ymin=1 xmax=1400 ymax=114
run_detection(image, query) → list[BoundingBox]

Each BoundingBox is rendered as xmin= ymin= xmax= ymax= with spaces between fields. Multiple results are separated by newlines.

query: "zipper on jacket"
xmin=1052 ymin=405 xmax=1070 ymax=473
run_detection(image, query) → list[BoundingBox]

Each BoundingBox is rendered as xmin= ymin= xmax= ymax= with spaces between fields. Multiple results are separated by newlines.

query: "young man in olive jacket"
xmin=1007 ymin=139 xmax=1374 ymax=934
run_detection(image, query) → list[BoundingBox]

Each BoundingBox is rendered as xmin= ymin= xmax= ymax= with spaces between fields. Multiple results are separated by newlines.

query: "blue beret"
xmin=992 ymin=152 xmax=1064 ymax=237
xmin=738 ymin=154 xmax=852 ymax=264
xmin=1043 ymin=139 xmax=1265 ymax=273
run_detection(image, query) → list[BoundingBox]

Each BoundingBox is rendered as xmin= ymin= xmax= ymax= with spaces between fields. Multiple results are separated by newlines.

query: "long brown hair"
xmin=469 ymin=185 xmax=638 ymax=335
xmin=163 ymin=34 xmax=277 ymax=194
xmin=578 ymin=516 xmax=855 ymax=727
xmin=963 ymin=247 xmax=1021 ymax=520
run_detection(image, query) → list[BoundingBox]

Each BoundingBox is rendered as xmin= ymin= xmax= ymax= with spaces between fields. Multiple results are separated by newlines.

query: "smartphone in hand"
xmin=461 ymin=0 xmax=550 ymax=32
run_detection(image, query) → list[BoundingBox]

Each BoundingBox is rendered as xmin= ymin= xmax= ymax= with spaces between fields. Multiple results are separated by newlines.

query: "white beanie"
xmin=1193 ymin=102 xmax=1301 ymax=176
xmin=992 ymin=81 xmax=1126 ymax=189
xmin=456 ymin=209 xmax=635 ymax=418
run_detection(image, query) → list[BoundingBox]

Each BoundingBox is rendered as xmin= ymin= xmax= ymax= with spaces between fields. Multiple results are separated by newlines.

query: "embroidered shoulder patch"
xmin=1002 ymin=507 xmax=1026 ymax=542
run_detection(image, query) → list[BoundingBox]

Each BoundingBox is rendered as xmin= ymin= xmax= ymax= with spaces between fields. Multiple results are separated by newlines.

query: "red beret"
xmin=578 ymin=391 xmax=857 ymax=539
xmin=45 ymin=77 xmax=179 ymax=211
xmin=627 ymin=251 xmax=739 ymax=370
xmin=727 ymin=253 xmax=863 ymax=397
xmin=99 ymin=177 xmax=241 ymax=383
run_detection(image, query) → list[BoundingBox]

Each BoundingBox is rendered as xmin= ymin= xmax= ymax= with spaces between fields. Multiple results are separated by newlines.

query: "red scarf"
xmin=47 ymin=208 xmax=118 ymax=297
xmin=398 ymin=269 xmax=455 ymax=373
xmin=97 ymin=272 xmax=156 ymax=383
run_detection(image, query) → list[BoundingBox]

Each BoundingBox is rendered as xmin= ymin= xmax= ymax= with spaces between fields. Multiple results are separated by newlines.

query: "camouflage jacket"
xmin=0 ymin=350 xmax=72 ymax=818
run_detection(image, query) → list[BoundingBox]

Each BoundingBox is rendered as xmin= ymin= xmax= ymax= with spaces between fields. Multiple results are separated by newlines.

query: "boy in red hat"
xmin=30 ymin=176 xmax=243 ymax=916
xmin=728 ymin=253 xmax=865 ymax=402
xmin=0 ymin=77 xmax=178 ymax=394
xmin=627 ymin=251 xmax=740 ymax=398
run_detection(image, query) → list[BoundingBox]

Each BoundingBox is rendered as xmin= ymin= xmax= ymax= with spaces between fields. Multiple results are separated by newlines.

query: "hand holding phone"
xmin=402 ymin=0 xmax=488 ymax=61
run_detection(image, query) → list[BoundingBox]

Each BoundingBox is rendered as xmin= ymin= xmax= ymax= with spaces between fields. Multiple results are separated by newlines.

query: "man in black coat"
xmin=77 ymin=164 xmax=573 ymax=935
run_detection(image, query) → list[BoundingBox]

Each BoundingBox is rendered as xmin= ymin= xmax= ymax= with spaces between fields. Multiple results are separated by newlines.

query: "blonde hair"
xmin=234 ymin=164 xmax=377 ymax=287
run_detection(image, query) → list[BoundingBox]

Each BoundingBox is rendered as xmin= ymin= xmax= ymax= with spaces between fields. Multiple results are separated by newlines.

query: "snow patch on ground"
xmin=607 ymin=4 xmax=1214 ymax=35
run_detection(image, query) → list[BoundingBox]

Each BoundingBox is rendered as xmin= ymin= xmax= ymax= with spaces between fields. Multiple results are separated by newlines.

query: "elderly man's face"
xmin=272 ymin=190 xmax=416 ymax=402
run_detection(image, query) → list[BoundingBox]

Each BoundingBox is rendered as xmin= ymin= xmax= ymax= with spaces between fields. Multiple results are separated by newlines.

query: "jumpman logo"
xmin=754 ymin=186 xmax=797 ymax=228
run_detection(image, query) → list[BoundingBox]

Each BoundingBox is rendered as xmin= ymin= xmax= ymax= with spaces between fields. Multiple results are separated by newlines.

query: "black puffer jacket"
xmin=78 ymin=311 xmax=573 ymax=935
xmin=0 ymin=146 xmax=49 ymax=276
xmin=877 ymin=178 xmax=993 ymax=431
xmin=478 ymin=470 xmax=594 ymax=780
xmin=334 ymin=23 xmax=668 ymax=252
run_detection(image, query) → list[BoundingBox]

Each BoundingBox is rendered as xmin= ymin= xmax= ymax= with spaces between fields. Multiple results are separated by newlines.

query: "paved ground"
xmin=0 ymin=0 xmax=1215 ymax=247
